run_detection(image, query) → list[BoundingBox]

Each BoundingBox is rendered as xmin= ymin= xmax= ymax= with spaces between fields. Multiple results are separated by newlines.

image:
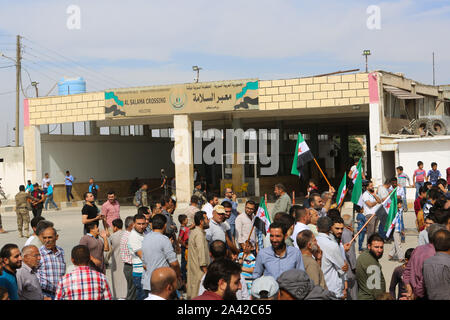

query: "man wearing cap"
xmin=251 ymin=276 xmax=279 ymax=300
xmin=205 ymin=205 xmax=230 ymax=245
xmin=277 ymin=269 xmax=338 ymax=300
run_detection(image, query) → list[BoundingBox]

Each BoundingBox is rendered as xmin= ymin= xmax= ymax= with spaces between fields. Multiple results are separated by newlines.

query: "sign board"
xmin=104 ymin=79 xmax=258 ymax=118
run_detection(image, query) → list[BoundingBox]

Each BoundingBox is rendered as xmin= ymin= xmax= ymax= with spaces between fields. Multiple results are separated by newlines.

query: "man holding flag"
xmin=361 ymin=182 xmax=382 ymax=246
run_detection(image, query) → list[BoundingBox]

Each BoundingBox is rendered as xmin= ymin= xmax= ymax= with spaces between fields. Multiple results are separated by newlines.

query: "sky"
xmin=0 ymin=0 xmax=449 ymax=146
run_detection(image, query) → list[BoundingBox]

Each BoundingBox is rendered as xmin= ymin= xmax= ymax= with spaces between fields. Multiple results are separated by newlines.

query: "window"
xmin=120 ymin=126 xmax=130 ymax=136
xmin=110 ymin=126 xmax=120 ymax=135
xmin=40 ymin=124 xmax=49 ymax=134
xmin=73 ymin=122 xmax=85 ymax=135
xmin=152 ymin=129 xmax=160 ymax=137
xmin=48 ymin=124 xmax=61 ymax=135
xmin=100 ymin=127 xmax=110 ymax=135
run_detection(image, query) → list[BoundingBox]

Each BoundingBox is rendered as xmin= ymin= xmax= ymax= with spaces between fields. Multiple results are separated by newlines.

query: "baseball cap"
xmin=213 ymin=205 xmax=226 ymax=214
xmin=251 ymin=276 xmax=279 ymax=299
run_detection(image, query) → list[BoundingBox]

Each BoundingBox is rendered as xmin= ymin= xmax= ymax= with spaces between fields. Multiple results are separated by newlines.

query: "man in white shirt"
xmin=316 ymin=217 xmax=348 ymax=299
xmin=291 ymin=206 xmax=311 ymax=248
xmin=201 ymin=193 xmax=219 ymax=220
xmin=362 ymin=182 xmax=382 ymax=242
xmin=145 ymin=267 xmax=178 ymax=300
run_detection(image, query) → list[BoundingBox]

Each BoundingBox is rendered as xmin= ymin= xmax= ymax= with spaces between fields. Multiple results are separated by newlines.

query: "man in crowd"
xmin=81 ymin=192 xmax=103 ymax=235
xmin=37 ymin=226 xmax=66 ymax=299
xmin=44 ymin=181 xmax=59 ymax=211
xmin=397 ymin=166 xmax=411 ymax=212
xmin=418 ymin=215 xmax=436 ymax=246
xmin=79 ymin=222 xmax=110 ymax=274
xmin=30 ymin=183 xmax=45 ymax=219
xmin=316 ymin=217 xmax=348 ymax=299
xmin=24 ymin=216 xmax=45 ymax=247
xmin=15 ymin=185 xmax=38 ymax=238
xmin=427 ymin=162 xmax=441 ymax=186
xmin=183 ymin=195 xmax=200 ymax=228
xmin=235 ymin=200 xmax=257 ymax=251
xmin=161 ymin=195 xmax=178 ymax=241
xmin=141 ymin=214 xmax=181 ymax=297
xmin=187 ymin=211 xmax=210 ymax=299
xmin=222 ymin=187 xmax=238 ymax=238
xmin=55 ymin=245 xmax=111 ymax=300
xmin=202 ymin=192 xmax=219 ymax=220
xmin=198 ymin=240 xmax=250 ymax=300
xmin=309 ymin=189 xmax=335 ymax=218
xmin=192 ymin=259 xmax=242 ymax=300
xmin=362 ymin=181 xmax=382 ymax=242
xmin=88 ymin=178 xmax=100 ymax=203
xmin=356 ymin=234 xmax=386 ymax=300
xmin=271 ymin=184 xmax=292 ymax=221
xmin=205 ymin=205 xmax=229 ymax=245
xmin=308 ymin=208 xmax=319 ymax=235
xmin=101 ymin=191 xmax=120 ymax=235
xmin=341 ymin=214 xmax=358 ymax=300
xmin=145 ymin=267 xmax=178 ymax=300
xmin=119 ymin=216 xmax=136 ymax=300
xmin=133 ymin=183 xmax=148 ymax=208
xmin=16 ymin=245 xmax=49 ymax=300
xmin=64 ymin=170 xmax=75 ymax=202
xmin=291 ymin=206 xmax=311 ymax=248
xmin=0 ymin=243 xmax=22 ymax=300
xmin=403 ymin=223 xmax=447 ymax=300
xmin=127 ymin=213 xmax=146 ymax=300
xmin=297 ymin=229 xmax=327 ymax=289
xmin=193 ymin=181 xmax=206 ymax=207
xmin=376 ymin=179 xmax=391 ymax=239
xmin=253 ymin=221 xmax=304 ymax=280
xmin=423 ymin=229 xmax=450 ymax=300
xmin=108 ymin=218 xmax=127 ymax=300
xmin=42 ymin=173 xmax=51 ymax=195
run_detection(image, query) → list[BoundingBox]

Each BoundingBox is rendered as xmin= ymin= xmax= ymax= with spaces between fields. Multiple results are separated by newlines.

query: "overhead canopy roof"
xmin=384 ymin=85 xmax=424 ymax=99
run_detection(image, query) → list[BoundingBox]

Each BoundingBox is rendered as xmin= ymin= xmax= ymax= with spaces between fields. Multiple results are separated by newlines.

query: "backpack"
xmin=90 ymin=184 xmax=98 ymax=199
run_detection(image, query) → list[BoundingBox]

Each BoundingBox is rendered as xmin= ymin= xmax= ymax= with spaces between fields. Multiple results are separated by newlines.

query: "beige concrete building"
xmin=20 ymin=71 xmax=450 ymax=205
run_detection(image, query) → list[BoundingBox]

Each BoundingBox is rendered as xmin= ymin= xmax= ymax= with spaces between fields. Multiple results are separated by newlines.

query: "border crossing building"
xmin=11 ymin=70 xmax=450 ymax=207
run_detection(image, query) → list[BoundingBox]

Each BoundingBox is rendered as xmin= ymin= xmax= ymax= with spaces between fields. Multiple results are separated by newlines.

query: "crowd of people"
xmin=0 ymin=160 xmax=449 ymax=301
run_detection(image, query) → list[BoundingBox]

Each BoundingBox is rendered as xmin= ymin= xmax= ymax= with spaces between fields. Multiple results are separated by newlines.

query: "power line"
xmin=0 ymin=90 xmax=16 ymax=96
xmin=21 ymin=37 xmax=129 ymax=88
xmin=0 ymin=65 xmax=14 ymax=69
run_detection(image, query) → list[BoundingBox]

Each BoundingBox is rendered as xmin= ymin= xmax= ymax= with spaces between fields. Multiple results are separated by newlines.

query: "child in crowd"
xmin=389 ymin=248 xmax=414 ymax=300
xmin=388 ymin=200 xmax=405 ymax=263
xmin=427 ymin=162 xmax=441 ymax=186
xmin=238 ymin=240 xmax=256 ymax=294
xmin=413 ymin=161 xmax=426 ymax=198
xmin=396 ymin=166 xmax=410 ymax=212
xmin=304 ymin=179 xmax=319 ymax=208
xmin=178 ymin=214 xmax=190 ymax=289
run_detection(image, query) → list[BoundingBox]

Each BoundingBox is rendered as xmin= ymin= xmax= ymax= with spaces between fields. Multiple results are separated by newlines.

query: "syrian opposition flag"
xmin=351 ymin=158 xmax=362 ymax=183
xmin=383 ymin=187 xmax=398 ymax=237
xmin=351 ymin=159 xmax=363 ymax=205
xmin=336 ymin=174 xmax=347 ymax=207
xmin=254 ymin=197 xmax=271 ymax=235
xmin=291 ymin=132 xmax=314 ymax=178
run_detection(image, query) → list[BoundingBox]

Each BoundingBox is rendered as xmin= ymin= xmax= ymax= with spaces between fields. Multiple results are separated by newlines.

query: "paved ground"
xmin=0 ymin=201 xmax=419 ymax=296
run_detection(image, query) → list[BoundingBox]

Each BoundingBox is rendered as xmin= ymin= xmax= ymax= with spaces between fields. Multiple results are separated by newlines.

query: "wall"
xmin=0 ymin=147 xmax=25 ymax=199
xmin=40 ymin=136 xmax=174 ymax=201
xmin=397 ymin=136 xmax=450 ymax=199
xmin=259 ymin=73 xmax=369 ymax=110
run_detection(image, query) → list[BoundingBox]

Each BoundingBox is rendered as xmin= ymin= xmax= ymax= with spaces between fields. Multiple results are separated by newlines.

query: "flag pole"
xmin=313 ymin=157 xmax=332 ymax=189
xmin=348 ymin=213 xmax=377 ymax=246
xmin=292 ymin=190 xmax=295 ymax=205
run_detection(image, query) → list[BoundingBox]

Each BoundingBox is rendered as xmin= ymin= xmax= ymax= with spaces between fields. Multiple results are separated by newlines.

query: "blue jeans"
xmin=378 ymin=210 xmax=387 ymax=239
xmin=66 ymin=185 xmax=74 ymax=202
xmin=401 ymin=187 xmax=408 ymax=211
xmin=415 ymin=182 xmax=424 ymax=199
xmin=44 ymin=194 xmax=58 ymax=210
xmin=132 ymin=275 xmax=145 ymax=300
xmin=356 ymin=213 xmax=367 ymax=251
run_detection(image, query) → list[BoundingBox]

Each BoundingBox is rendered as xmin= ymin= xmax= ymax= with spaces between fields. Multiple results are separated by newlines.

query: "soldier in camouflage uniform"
xmin=15 ymin=185 xmax=38 ymax=238
xmin=193 ymin=181 xmax=206 ymax=207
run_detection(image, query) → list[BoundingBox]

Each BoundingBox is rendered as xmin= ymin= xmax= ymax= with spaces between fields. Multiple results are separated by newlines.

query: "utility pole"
xmin=15 ymin=35 xmax=21 ymax=147
xmin=363 ymin=50 xmax=371 ymax=73
xmin=432 ymin=52 xmax=435 ymax=86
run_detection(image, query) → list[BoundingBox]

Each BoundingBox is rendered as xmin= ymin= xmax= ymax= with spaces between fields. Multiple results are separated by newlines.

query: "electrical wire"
xmin=21 ymin=37 xmax=129 ymax=88
xmin=0 ymin=90 xmax=16 ymax=96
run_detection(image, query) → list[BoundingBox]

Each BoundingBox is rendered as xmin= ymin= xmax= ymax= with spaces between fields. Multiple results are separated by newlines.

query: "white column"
xmin=369 ymin=72 xmax=383 ymax=186
xmin=23 ymin=125 xmax=42 ymax=184
xmin=173 ymin=115 xmax=193 ymax=207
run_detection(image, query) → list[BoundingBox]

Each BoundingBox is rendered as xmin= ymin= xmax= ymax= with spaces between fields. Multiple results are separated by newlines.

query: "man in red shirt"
xmin=192 ymin=259 xmax=242 ymax=300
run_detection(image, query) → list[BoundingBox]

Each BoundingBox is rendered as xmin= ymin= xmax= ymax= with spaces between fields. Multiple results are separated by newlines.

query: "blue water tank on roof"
xmin=58 ymin=77 xmax=86 ymax=95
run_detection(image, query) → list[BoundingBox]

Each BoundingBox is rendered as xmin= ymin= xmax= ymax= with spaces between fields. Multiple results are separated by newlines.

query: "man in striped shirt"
xmin=119 ymin=216 xmax=135 ymax=300
xmin=55 ymin=245 xmax=111 ymax=300
xmin=37 ymin=226 xmax=66 ymax=299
